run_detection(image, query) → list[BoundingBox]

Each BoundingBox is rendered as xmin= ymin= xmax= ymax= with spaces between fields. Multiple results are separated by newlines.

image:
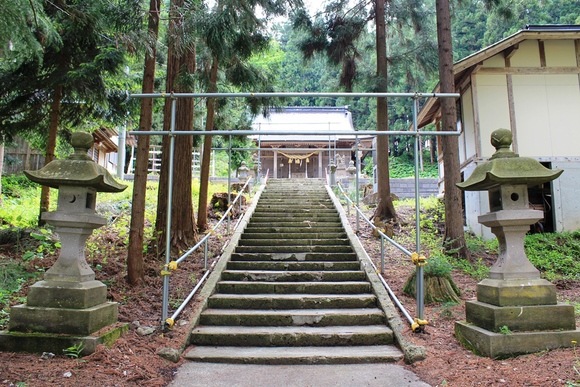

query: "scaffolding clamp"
xmin=412 ymin=317 xmax=428 ymax=332
xmin=411 ymin=252 xmax=427 ymax=267
xmin=165 ymin=318 xmax=175 ymax=329
xmin=161 ymin=261 xmax=178 ymax=276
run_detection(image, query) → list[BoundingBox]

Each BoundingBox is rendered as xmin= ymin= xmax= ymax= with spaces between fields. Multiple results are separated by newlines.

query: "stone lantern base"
xmin=455 ymin=278 xmax=580 ymax=358
xmin=455 ymin=322 xmax=580 ymax=359
xmin=0 ymin=279 xmax=128 ymax=356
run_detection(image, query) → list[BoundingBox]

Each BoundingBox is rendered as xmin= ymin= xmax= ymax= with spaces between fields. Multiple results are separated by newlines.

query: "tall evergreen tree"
xmin=155 ymin=0 xmax=198 ymax=251
xmin=435 ymin=0 xmax=470 ymax=259
xmin=0 ymin=0 xmax=59 ymax=59
xmin=436 ymin=0 xmax=512 ymax=260
xmin=292 ymin=0 xmax=435 ymax=222
xmin=189 ymin=0 xmax=298 ymax=231
xmin=0 ymin=0 xmax=141 ymax=225
xmin=128 ymin=0 xmax=162 ymax=286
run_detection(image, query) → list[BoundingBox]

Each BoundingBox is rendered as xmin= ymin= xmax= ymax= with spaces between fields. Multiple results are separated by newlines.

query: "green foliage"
xmin=0 ymin=0 xmax=142 ymax=143
xmin=424 ymin=254 xmax=453 ymax=278
xmin=525 ymin=231 xmax=580 ymax=281
xmin=0 ymin=0 xmax=60 ymax=61
xmin=383 ymin=157 xmax=439 ymax=179
xmin=411 ymin=194 xmax=580 ymax=282
xmin=499 ymin=325 xmax=512 ymax=335
xmin=1 ymin=175 xmax=38 ymax=198
xmin=454 ymin=257 xmax=490 ymax=282
xmin=0 ymin=176 xmax=58 ymax=228
xmin=23 ymin=228 xmax=61 ymax=260
xmin=399 ymin=197 xmax=492 ymax=281
xmin=63 ymin=342 xmax=84 ymax=358
xmin=0 ymin=262 xmax=41 ymax=328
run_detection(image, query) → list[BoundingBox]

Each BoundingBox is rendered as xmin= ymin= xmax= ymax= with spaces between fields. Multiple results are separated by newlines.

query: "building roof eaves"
xmin=417 ymin=27 xmax=580 ymax=128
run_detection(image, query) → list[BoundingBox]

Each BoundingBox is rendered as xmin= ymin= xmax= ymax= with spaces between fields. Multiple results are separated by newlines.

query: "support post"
xmin=162 ymin=97 xmax=177 ymax=323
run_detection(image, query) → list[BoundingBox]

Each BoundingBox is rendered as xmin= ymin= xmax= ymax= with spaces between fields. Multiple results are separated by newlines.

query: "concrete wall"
xmin=389 ymin=178 xmax=439 ymax=199
xmin=551 ymin=161 xmax=580 ymax=232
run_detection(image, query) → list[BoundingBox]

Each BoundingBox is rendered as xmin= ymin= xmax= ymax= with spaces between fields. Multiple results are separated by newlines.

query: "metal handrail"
xmin=162 ymin=177 xmax=254 ymax=328
xmin=174 ymin=177 xmax=253 ymax=266
xmin=129 ymin=91 xmax=460 ymax=325
xmin=333 ymin=182 xmax=421 ymax=330
xmin=336 ymin=183 xmax=413 ymax=261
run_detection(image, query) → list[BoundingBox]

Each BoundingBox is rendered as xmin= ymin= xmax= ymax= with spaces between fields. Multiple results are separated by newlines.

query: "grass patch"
xmin=525 ymin=230 xmax=580 ymax=281
xmin=0 ymin=261 xmax=42 ymax=328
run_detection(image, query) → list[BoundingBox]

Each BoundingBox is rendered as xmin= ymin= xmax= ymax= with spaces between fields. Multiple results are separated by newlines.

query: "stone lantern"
xmin=0 ymin=132 xmax=128 ymax=355
xmin=455 ymin=128 xmax=580 ymax=358
xmin=328 ymin=159 xmax=337 ymax=186
xmin=345 ymin=160 xmax=357 ymax=189
xmin=253 ymin=161 xmax=261 ymax=182
xmin=238 ymin=161 xmax=250 ymax=182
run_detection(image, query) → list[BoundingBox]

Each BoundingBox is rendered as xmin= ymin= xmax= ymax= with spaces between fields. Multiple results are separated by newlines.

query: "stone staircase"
xmin=184 ymin=179 xmax=404 ymax=364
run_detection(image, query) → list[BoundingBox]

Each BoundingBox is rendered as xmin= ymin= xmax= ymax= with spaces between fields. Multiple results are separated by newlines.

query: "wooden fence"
xmin=2 ymin=137 xmax=45 ymax=175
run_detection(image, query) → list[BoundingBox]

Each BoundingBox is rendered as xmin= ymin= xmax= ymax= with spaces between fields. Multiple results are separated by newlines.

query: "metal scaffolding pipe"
xmin=129 ymin=129 xmax=460 ymax=137
xmin=413 ymin=99 xmax=425 ymax=322
xmin=130 ymin=91 xmax=459 ymax=99
xmin=162 ymin=98 xmax=177 ymax=322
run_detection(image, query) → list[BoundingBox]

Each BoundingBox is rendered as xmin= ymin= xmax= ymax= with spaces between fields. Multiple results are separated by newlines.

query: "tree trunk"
xmin=197 ymin=58 xmax=219 ymax=232
xmin=127 ymin=0 xmax=160 ymax=286
xmin=39 ymin=84 xmax=62 ymax=226
xmin=435 ymin=0 xmax=470 ymax=260
xmin=155 ymin=0 xmax=197 ymax=253
xmin=403 ymin=272 xmax=461 ymax=304
xmin=373 ymin=0 xmax=397 ymax=222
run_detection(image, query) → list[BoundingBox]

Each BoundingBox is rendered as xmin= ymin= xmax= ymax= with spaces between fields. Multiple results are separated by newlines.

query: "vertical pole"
xmin=318 ymin=151 xmax=322 ymax=179
xmin=228 ymin=135 xmax=232 ymax=233
xmin=380 ymin=236 xmax=385 ymax=274
xmin=212 ymin=149 xmax=216 ymax=177
xmin=328 ymin=135 xmax=331 ymax=176
xmin=162 ymin=97 xmax=177 ymax=323
xmin=204 ymin=238 xmax=208 ymax=270
xmin=258 ymin=135 xmax=262 ymax=184
xmin=117 ymin=124 xmax=126 ymax=180
xmin=273 ymin=150 xmax=278 ymax=179
xmin=355 ymin=135 xmax=360 ymax=232
xmin=413 ymin=97 xmax=424 ymax=321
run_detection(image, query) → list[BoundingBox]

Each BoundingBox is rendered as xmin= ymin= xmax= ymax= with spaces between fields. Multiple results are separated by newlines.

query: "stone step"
xmin=254 ymin=206 xmax=336 ymax=213
xmin=230 ymin=252 xmax=358 ymax=262
xmin=226 ymin=261 xmax=361 ymax=272
xmin=240 ymin=232 xmax=347 ymax=240
xmin=251 ymin=213 xmax=340 ymax=220
xmin=254 ymin=211 xmax=338 ymax=216
xmin=244 ymin=224 xmax=344 ymax=233
xmin=259 ymin=195 xmax=329 ymax=200
xmin=183 ymin=345 xmax=404 ymax=364
xmin=181 ymin=178 xmax=405 ymax=366
xmin=221 ymin=270 xmax=366 ymax=282
xmin=235 ymin=246 xmax=354 ymax=254
xmin=257 ymin=200 xmax=334 ymax=208
xmin=243 ymin=226 xmax=345 ymax=234
xmin=254 ymin=203 xmax=334 ymax=209
xmin=199 ymin=308 xmax=385 ymax=327
xmin=216 ymin=281 xmax=371 ymax=294
xmin=189 ymin=325 xmax=394 ymax=347
xmin=238 ymin=239 xmax=350 ymax=247
xmin=207 ymin=294 xmax=378 ymax=310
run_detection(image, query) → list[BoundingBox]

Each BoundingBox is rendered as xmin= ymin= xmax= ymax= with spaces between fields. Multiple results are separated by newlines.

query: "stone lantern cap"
xmin=457 ymin=128 xmax=562 ymax=191
xmin=24 ymin=132 xmax=127 ymax=193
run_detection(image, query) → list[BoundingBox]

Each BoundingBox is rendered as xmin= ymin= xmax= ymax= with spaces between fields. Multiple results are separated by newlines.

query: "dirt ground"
xmin=1 ymin=205 xmax=580 ymax=387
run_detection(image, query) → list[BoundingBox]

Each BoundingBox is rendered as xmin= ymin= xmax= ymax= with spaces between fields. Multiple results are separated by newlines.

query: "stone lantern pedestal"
xmin=455 ymin=128 xmax=580 ymax=358
xmin=0 ymin=132 xmax=128 ymax=355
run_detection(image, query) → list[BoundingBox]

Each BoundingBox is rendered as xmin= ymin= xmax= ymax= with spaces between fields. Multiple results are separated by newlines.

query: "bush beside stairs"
xmin=184 ymin=179 xmax=423 ymax=364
